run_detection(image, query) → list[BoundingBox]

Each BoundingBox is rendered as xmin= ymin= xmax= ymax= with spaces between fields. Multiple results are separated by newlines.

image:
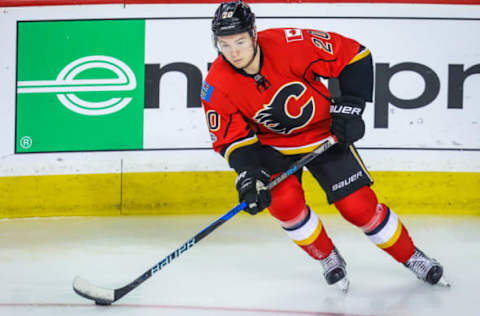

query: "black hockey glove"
xmin=235 ymin=168 xmax=272 ymax=215
xmin=329 ymin=96 xmax=366 ymax=146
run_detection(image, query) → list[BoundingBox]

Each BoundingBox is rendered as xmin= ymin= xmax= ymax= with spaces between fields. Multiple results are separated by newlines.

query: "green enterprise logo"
xmin=17 ymin=55 xmax=136 ymax=116
xmin=16 ymin=20 xmax=145 ymax=153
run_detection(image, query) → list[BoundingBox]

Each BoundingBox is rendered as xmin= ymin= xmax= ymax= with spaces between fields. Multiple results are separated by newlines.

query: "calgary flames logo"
xmin=254 ymin=82 xmax=315 ymax=134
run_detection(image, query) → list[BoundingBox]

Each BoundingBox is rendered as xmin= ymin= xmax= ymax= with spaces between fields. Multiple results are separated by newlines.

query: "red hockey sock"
xmin=268 ymin=174 xmax=334 ymax=260
xmin=335 ymin=187 xmax=415 ymax=263
xmin=282 ymin=206 xmax=334 ymax=260
xmin=381 ymin=222 xmax=415 ymax=263
xmin=364 ymin=204 xmax=415 ymax=263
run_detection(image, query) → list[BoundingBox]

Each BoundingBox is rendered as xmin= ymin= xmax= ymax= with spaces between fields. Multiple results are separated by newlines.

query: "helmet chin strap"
xmin=241 ymin=41 xmax=259 ymax=72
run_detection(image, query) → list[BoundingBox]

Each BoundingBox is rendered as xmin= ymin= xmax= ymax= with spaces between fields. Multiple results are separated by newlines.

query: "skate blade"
xmin=437 ymin=276 xmax=451 ymax=288
xmin=336 ymin=277 xmax=350 ymax=293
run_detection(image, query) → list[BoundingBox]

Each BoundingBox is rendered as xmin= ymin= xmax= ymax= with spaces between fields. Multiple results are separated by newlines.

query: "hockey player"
xmin=201 ymin=1 xmax=449 ymax=292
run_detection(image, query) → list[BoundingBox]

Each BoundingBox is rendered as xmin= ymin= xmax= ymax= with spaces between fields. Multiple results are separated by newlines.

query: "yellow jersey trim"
xmin=273 ymin=138 xmax=331 ymax=155
xmin=348 ymin=48 xmax=371 ymax=65
xmin=224 ymin=135 xmax=259 ymax=163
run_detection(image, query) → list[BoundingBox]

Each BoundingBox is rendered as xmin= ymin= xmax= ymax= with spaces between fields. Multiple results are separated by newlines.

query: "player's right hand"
xmin=235 ymin=168 xmax=272 ymax=215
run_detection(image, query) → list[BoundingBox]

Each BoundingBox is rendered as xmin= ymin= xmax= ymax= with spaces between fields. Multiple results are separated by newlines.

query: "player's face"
xmin=217 ymin=32 xmax=255 ymax=69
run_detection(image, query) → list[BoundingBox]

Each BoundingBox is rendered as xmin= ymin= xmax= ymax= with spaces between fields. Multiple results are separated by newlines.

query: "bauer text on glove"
xmin=329 ymin=96 xmax=366 ymax=146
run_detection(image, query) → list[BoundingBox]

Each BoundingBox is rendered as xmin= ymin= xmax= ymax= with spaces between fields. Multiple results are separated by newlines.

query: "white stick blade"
xmin=73 ymin=276 xmax=115 ymax=303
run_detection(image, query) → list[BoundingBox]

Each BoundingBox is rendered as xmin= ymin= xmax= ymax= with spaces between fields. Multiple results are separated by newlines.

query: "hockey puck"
xmin=95 ymin=300 xmax=111 ymax=306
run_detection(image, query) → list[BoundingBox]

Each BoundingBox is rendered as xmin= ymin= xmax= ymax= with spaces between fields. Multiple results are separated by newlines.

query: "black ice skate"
xmin=320 ymin=247 xmax=349 ymax=292
xmin=404 ymin=247 xmax=450 ymax=287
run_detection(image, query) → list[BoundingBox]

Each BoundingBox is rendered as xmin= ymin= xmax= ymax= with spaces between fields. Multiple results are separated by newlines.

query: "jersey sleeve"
xmin=338 ymin=45 xmax=374 ymax=101
xmin=200 ymin=80 xmax=260 ymax=167
xmin=298 ymin=29 xmax=371 ymax=79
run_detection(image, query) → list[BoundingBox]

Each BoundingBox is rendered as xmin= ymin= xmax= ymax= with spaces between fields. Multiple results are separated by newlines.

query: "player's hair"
xmin=211 ymin=1 xmax=256 ymax=39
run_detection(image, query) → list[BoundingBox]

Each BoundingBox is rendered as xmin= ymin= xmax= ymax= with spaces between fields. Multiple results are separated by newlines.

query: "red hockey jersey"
xmin=201 ymin=28 xmax=369 ymax=163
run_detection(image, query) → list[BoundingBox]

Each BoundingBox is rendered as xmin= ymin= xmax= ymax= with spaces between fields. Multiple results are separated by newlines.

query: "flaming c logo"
xmin=254 ymin=82 xmax=315 ymax=134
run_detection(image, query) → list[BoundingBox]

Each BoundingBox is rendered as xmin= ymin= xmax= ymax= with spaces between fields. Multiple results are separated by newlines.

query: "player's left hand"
xmin=329 ymin=96 xmax=366 ymax=146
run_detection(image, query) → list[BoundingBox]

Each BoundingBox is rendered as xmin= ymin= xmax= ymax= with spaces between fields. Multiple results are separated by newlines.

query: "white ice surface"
xmin=0 ymin=213 xmax=478 ymax=316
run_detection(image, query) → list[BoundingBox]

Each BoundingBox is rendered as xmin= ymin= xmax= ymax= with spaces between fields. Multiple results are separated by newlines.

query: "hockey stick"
xmin=73 ymin=136 xmax=337 ymax=305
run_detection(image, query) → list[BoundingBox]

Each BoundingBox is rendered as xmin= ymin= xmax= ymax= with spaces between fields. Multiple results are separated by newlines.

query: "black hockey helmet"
xmin=211 ymin=1 xmax=256 ymax=37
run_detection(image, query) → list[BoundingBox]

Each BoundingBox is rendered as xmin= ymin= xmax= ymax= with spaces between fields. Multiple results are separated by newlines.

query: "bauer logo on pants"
xmin=15 ymin=20 xmax=145 ymax=153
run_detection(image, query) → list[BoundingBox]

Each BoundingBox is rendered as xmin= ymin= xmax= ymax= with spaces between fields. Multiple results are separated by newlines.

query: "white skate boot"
xmin=404 ymin=247 xmax=450 ymax=287
xmin=320 ymin=247 xmax=349 ymax=292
